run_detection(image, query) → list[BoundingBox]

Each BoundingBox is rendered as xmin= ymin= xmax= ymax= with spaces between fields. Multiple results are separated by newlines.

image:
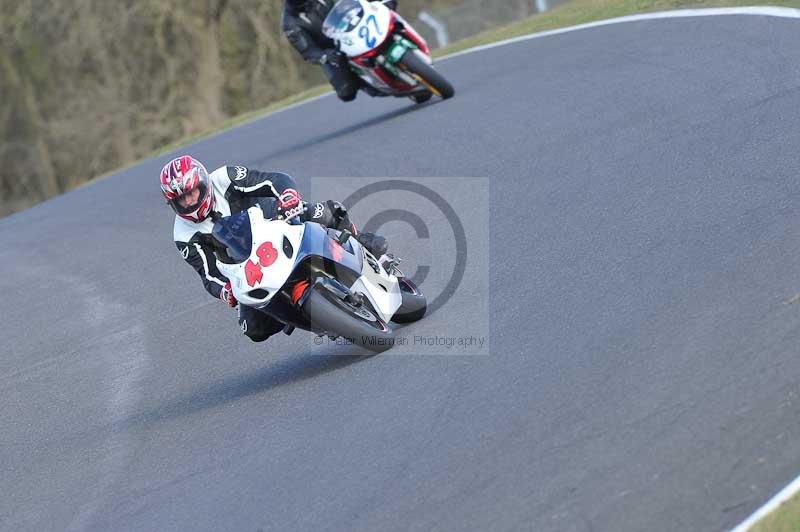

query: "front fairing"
xmin=215 ymin=208 xmax=305 ymax=309
xmin=252 ymin=223 xmax=365 ymax=327
xmin=323 ymin=0 xmax=393 ymax=57
xmin=294 ymin=222 xmax=363 ymax=283
xmin=215 ymin=211 xmax=362 ymax=302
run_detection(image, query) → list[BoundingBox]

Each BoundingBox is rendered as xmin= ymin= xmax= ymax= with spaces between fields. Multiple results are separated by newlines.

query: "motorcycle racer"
xmin=161 ymin=155 xmax=387 ymax=342
xmin=281 ymin=0 xmax=398 ymax=102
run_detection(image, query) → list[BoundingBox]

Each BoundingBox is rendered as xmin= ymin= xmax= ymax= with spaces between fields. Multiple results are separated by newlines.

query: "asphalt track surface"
xmin=3 ymin=13 xmax=800 ymax=532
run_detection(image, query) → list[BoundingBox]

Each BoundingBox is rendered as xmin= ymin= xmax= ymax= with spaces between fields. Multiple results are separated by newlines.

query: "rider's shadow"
xmin=122 ymin=352 xmax=371 ymax=428
xmin=256 ymin=100 xmax=437 ymax=162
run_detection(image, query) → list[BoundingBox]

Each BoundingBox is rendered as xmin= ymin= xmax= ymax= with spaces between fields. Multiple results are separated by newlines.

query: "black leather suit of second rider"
xmin=281 ymin=0 xmax=398 ymax=101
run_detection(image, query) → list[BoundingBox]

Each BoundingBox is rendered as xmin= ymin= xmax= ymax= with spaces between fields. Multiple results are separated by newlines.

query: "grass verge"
xmin=750 ymin=491 xmax=800 ymax=531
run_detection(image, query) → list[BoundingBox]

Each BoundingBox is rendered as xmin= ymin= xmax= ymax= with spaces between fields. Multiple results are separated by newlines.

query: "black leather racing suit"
xmin=173 ymin=165 xmax=358 ymax=342
xmin=281 ymin=0 xmax=398 ymax=102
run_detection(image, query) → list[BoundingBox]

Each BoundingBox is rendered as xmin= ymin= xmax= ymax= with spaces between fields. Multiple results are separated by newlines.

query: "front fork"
xmin=378 ymin=35 xmax=424 ymax=85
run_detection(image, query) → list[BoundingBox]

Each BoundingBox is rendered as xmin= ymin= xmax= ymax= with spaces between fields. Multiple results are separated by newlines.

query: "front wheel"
xmin=398 ymin=51 xmax=455 ymax=100
xmin=302 ymin=287 xmax=395 ymax=353
xmin=391 ymin=278 xmax=427 ymax=323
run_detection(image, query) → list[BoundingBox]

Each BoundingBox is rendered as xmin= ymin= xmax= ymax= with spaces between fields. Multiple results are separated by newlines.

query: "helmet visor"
xmin=169 ymin=167 xmax=210 ymax=215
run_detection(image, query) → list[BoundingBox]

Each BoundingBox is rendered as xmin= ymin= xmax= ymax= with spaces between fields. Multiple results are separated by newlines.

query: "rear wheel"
xmin=398 ymin=51 xmax=455 ymax=100
xmin=302 ymin=287 xmax=395 ymax=353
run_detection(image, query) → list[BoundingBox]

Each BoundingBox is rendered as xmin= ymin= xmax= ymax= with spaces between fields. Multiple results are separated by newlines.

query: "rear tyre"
xmin=391 ymin=278 xmax=427 ymax=323
xmin=302 ymin=287 xmax=395 ymax=353
xmin=398 ymin=51 xmax=455 ymax=100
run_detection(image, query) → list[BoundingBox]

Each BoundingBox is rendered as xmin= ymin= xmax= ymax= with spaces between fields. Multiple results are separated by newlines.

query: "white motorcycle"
xmin=321 ymin=0 xmax=455 ymax=103
xmin=212 ymin=199 xmax=426 ymax=353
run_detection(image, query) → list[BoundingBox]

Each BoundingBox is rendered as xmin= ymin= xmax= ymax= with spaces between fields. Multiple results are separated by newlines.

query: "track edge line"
xmin=730 ymin=474 xmax=800 ymax=531
xmin=438 ymin=6 xmax=800 ymax=62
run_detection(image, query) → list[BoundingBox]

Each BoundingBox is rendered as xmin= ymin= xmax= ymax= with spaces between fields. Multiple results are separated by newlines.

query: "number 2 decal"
xmin=359 ymin=15 xmax=382 ymax=48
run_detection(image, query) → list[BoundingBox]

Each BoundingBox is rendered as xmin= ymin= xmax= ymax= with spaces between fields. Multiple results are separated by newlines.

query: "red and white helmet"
xmin=160 ymin=155 xmax=215 ymax=223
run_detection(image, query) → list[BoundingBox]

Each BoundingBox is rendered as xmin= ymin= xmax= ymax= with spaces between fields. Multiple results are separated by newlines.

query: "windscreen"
xmin=212 ymin=211 xmax=252 ymax=263
xmin=322 ymin=0 xmax=364 ymax=37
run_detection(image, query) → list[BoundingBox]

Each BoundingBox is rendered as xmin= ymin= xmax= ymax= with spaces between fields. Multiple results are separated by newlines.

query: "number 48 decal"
xmin=245 ymin=241 xmax=278 ymax=287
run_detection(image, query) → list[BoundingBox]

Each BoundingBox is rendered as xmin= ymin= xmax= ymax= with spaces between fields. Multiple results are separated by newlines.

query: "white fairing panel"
xmin=327 ymin=0 xmax=392 ymax=58
xmin=216 ymin=209 xmax=304 ymax=308
xmin=352 ymin=248 xmax=402 ymax=322
xmin=216 ymin=205 xmax=403 ymax=322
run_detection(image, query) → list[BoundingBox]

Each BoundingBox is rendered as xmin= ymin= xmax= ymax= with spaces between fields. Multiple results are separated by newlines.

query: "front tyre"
xmin=398 ymin=51 xmax=455 ymax=100
xmin=302 ymin=288 xmax=395 ymax=353
xmin=391 ymin=278 xmax=427 ymax=323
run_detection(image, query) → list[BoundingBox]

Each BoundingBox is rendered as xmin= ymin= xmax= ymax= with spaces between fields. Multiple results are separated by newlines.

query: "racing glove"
xmin=277 ymin=188 xmax=304 ymax=220
xmin=320 ymin=50 xmax=347 ymax=68
xmin=220 ymin=282 xmax=238 ymax=307
xmin=305 ymin=200 xmax=351 ymax=230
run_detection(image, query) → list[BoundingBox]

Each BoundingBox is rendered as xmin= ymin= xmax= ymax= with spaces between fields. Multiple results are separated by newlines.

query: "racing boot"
xmin=331 ymin=202 xmax=389 ymax=256
xmin=323 ymin=61 xmax=360 ymax=102
xmin=310 ymin=200 xmax=389 ymax=256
